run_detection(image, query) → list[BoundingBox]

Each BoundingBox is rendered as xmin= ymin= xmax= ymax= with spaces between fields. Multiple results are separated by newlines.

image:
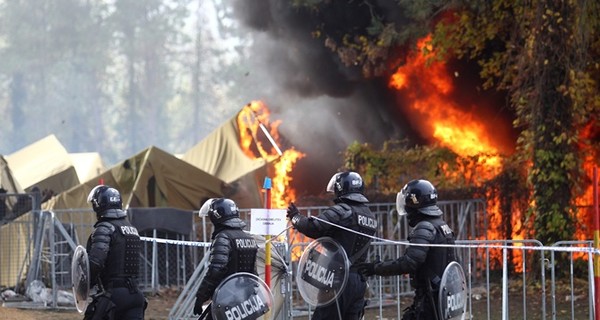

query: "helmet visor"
xmin=199 ymin=198 xmax=217 ymax=217
xmin=326 ymin=173 xmax=340 ymax=193
xmin=396 ymin=191 xmax=408 ymax=216
xmin=86 ymin=185 xmax=103 ymax=204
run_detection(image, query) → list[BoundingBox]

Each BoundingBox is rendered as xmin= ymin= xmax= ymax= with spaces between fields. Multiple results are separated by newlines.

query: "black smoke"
xmin=230 ymin=1 xmax=515 ymax=197
xmin=231 ymin=1 xmax=418 ymax=196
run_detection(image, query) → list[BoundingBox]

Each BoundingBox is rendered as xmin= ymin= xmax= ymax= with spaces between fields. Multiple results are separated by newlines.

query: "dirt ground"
xmin=0 ymin=288 xmax=178 ymax=320
xmin=1 ymin=280 xmax=591 ymax=320
xmin=0 ymin=289 xmax=405 ymax=320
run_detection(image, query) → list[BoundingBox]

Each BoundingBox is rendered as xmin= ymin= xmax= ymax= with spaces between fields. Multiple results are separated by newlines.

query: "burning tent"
xmin=182 ymin=101 xmax=304 ymax=209
xmin=182 ymin=104 xmax=269 ymax=209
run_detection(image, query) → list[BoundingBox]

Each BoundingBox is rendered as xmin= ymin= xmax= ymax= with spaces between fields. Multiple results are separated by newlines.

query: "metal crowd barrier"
xmin=0 ymin=199 xmax=597 ymax=320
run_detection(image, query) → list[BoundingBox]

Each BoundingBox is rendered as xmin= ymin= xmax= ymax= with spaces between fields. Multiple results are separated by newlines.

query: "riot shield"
xmin=71 ymin=245 xmax=90 ymax=313
xmin=211 ymin=272 xmax=274 ymax=320
xmin=295 ymin=237 xmax=349 ymax=307
xmin=438 ymin=261 xmax=467 ymax=320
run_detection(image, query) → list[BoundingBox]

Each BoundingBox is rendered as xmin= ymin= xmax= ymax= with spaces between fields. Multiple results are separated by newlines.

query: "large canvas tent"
xmin=0 ymin=154 xmax=25 ymax=219
xmin=0 ymin=155 xmax=23 ymax=194
xmin=0 ymin=156 xmax=28 ymax=288
xmin=45 ymin=146 xmax=226 ymax=211
xmin=182 ymin=109 xmax=274 ymax=208
xmin=68 ymin=152 xmax=106 ymax=184
xmin=5 ymin=134 xmax=79 ymax=194
xmin=39 ymin=146 xmax=229 ymax=275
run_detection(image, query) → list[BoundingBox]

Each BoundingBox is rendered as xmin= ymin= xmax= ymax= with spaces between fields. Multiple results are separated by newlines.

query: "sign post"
xmin=263 ymin=177 xmax=272 ymax=288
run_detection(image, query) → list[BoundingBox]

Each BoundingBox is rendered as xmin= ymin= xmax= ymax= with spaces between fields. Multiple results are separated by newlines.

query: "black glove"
xmin=193 ymin=298 xmax=205 ymax=315
xmin=286 ymin=202 xmax=300 ymax=220
xmin=357 ymin=262 xmax=376 ymax=277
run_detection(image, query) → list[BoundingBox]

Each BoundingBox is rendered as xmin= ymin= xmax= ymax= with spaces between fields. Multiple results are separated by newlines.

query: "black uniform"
xmin=194 ymin=198 xmax=258 ymax=320
xmin=84 ymin=185 xmax=145 ymax=320
xmin=196 ymin=227 xmax=258 ymax=303
xmin=358 ymin=179 xmax=456 ymax=320
xmin=291 ymin=197 xmax=377 ymax=320
xmin=372 ymin=216 xmax=455 ymax=319
xmin=85 ymin=211 xmax=145 ymax=320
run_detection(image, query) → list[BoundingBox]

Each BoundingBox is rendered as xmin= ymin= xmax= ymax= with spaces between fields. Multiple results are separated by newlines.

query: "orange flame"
xmin=389 ymin=35 xmax=505 ymax=178
xmin=237 ymin=101 xmax=279 ymax=160
xmin=389 ymin=34 xmax=598 ymax=271
xmin=236 ymin=100 xmax=305 ymax=208
xmin=389 ymin=35 xmax=516 ymax=268
xmin=236 ymin=100 xmax=306 ymax=261
xmin=272 ymin=150 xmax=305 ymax=209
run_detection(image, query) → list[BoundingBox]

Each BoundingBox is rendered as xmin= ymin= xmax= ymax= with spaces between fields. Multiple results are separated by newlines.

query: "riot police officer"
xmin=358 ymin=179 xmax=456 ymax=320
xmin=193 ymin=198 xmax=258 ymax=319
xmin=286 ymin=171 xmax=377 ymax=320
xmin=85 ymin=185 xmax=145 ymax=320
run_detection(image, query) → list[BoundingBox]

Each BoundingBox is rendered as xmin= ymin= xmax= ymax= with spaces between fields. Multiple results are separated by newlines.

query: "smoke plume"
xmin=231 ymin=0 xmax=411 ymax=196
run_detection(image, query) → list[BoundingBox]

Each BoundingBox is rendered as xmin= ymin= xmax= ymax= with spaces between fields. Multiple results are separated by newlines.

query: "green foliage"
xmin=342 ymin=140 xmax=501 ymax=194
xmin=294 ymin=0 xmax=449 ymax=77
xmin=430 ymin=0 xmax=599 ymax=243
xmin=305 ymin=0 xmax=600 ymax=242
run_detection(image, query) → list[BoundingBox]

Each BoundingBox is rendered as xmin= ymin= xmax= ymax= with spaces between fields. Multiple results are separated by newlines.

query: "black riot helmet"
xmin=199 ymin=198 xmax=246 ymax=228
xmin=396 ymin=179 xmax=443 ymax=218
xmin=326 ymin=171 xmax=368 ymax=203
xmin=87 ymin=185 xmax=127 ymax=219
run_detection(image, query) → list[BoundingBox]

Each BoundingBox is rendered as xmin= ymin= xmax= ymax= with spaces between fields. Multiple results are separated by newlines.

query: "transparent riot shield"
xmin=438 ymin=261 xmax=467 ymax=320
xmin=211 ymin=272 xmax=274 ymax=320
xmin=295 ymin=237 xmax=349 ymax=307
xmin=71 ymin=245 xmax=90 ymax=313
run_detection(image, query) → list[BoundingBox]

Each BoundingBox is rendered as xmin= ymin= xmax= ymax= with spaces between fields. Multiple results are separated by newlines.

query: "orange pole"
xmin=263 ymin=177 xmax=272 ymax=288
xmin=593 ymin=166 xmax=599 ymax=320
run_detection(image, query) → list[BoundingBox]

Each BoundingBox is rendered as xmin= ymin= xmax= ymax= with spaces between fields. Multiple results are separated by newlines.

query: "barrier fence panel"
xmin=0 ymin=194 xmax=36 ymax=292
xmin=50 ymin=209 xmax=208 ymax=294
xmin=550 ymin=240 xmax=595 ymax=320
xmin=283 ymin=200 xmax=487 ymax=317
xmin=0 ymin=199 xmax=596 ymax=320
xmin=458 ymin=239 xmax=548 ymax=320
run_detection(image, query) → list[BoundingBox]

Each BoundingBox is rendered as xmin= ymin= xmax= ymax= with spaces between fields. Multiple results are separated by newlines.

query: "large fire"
xmin=236 ymin=100 xmax=305 ymax=209
xmin=389 ymin=35 xmax=517 ymax=269
xmin=389 ymin=34 xmax=597 ymax=269
xmin=236 ymin=101 xmax=306 ymax=261
xmin=389 ymin=35 xmax=507 ymax=172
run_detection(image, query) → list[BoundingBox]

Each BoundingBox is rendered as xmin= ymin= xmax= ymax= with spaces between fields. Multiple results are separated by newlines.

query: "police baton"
xmin=198 ymin=302 xmax=211 ymax=320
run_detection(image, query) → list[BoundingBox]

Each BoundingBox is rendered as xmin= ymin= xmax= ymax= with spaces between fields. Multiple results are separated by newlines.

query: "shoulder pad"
xmin=328 ymin=203 xmax=352 ymax=219
xmin=213 ymin=231 xmax=230 ymax=241
xmin=410 ymin=221 xmax=436 ymax=241
xmin=337 ymin=203 xmax=351 ymax=211
xmin=95 ymin=221 xmax=115 ymax=233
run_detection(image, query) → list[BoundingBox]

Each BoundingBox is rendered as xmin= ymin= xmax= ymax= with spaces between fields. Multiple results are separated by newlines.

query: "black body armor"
xmin=373 ymin=216 xmax=456 ymax=290
xmin=87 ymin=218 xmax=141 ymax=287
xmin=196 ymin=227 xmax=258 ymax=303
xmin=411 ymin=218 xmax=455 ymax=289
xmin=292 ymin=200 xmax=377 ymax=264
